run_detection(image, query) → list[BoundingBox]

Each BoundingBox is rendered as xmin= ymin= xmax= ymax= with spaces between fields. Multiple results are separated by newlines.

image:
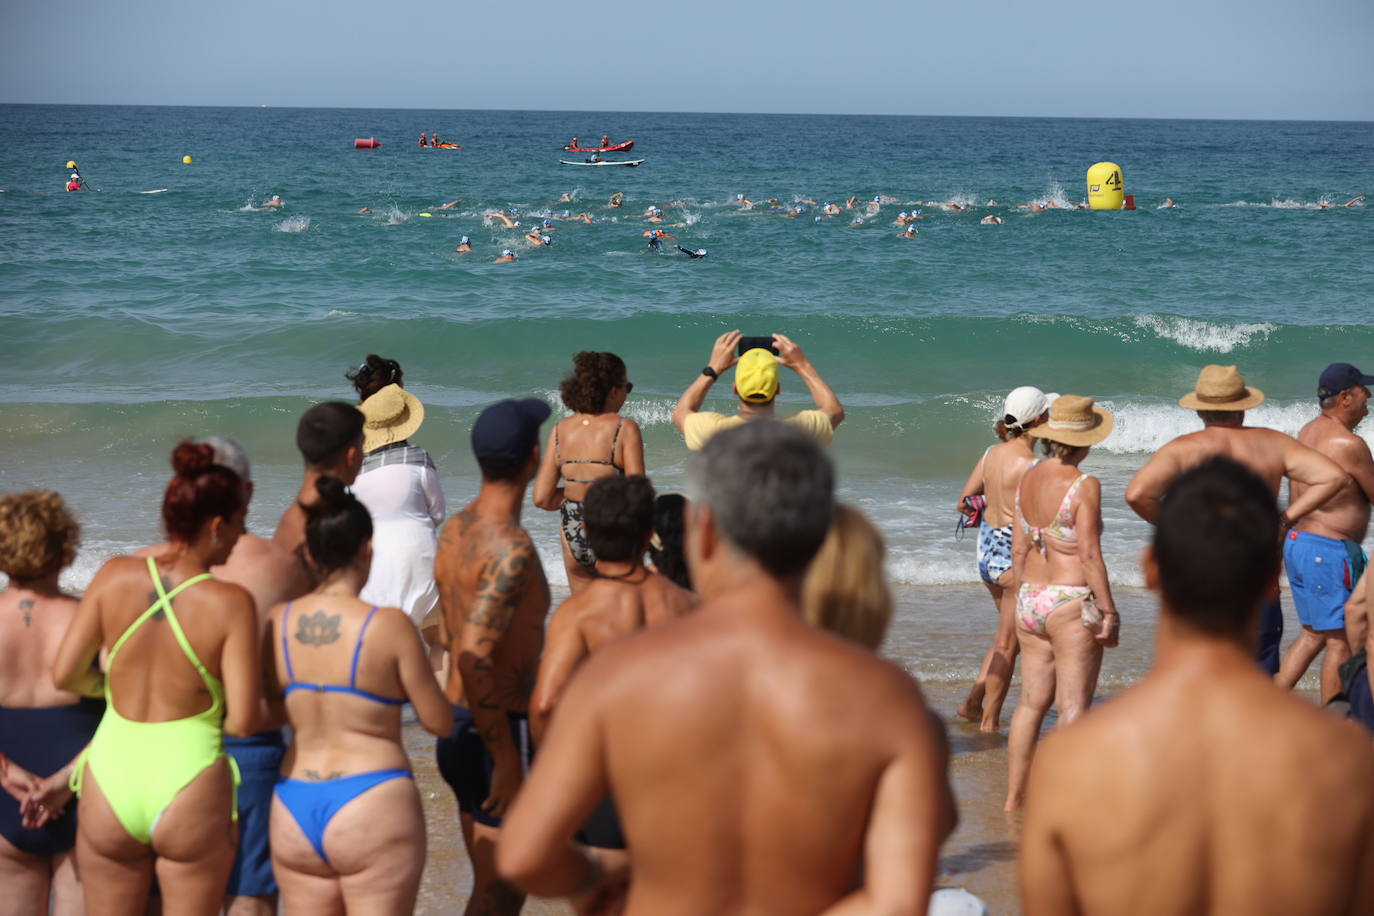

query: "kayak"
xmin=560 ymin=159 xmax=644 ymax=167
xmin=422 ymin=143 xmax=463 ymax=149
xmin=563 ymin=140 xmax=634 ymax=153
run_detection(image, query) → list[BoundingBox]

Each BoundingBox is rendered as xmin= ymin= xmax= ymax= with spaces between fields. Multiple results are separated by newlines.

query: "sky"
xmin=3 ymin=0 xmax=1371 ymax=120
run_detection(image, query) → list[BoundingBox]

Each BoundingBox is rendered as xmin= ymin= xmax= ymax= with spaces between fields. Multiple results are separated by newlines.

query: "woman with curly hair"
xmin=534 ymin=352 xmax=645 ymax=592
xmin=0 ymin=490 xmax=98 ymax=916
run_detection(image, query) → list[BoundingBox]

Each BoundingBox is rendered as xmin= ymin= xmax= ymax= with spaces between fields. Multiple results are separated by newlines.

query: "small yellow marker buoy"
xmin=419 ymin=212 xmax=433 ymax=218
xmin=182 ymin=155 xmax=193 ymax=164
xmin=66 ymin=160 xmax=78 ymax=169
xmin=1086 ymin=162 xmax=1124 ymax=210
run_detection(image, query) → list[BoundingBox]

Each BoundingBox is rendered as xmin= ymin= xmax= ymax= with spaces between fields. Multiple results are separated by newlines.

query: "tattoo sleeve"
xmin=458 ymin=540 xmax=535 ymax=759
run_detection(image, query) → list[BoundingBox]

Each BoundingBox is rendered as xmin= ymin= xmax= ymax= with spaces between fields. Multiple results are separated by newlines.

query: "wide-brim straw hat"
xmin=1178 ymin=364 xmax=1265 ymax=411
xmin=360 ymin=383 xmax=425 ymax=453
xmin=1028 ymin=395 xmax=1114 ymax=447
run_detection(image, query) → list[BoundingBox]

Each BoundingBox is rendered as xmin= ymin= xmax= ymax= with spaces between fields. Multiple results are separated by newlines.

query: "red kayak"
xmin=563 ymin=140 xmax=634 ymax=153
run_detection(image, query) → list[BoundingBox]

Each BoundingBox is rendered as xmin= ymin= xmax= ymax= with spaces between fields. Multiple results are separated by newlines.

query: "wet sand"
xmin=406 ymin=583 xmax=1320 ymax=915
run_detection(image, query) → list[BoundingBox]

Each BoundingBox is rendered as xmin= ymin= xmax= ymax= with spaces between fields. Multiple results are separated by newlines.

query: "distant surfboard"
xmin=140 ymin=189 xmax=170 ymax=194
xmin=559 ymin=159 xmax=644 ymax=167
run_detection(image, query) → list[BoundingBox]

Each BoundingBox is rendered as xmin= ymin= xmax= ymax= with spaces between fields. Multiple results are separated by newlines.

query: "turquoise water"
xmin=2 ymin=105 xmax=1372 ymax=592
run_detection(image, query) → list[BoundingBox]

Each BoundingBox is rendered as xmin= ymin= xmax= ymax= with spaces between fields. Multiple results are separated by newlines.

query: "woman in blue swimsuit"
xmin=264 ymin=476 xmax=450 ymax=913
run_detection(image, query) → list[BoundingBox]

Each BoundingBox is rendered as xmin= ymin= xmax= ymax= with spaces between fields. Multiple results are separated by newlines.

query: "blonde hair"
xmin=801 ymin=504 xmax=893 ymax=650
xmin=0 ymin=490 xmax=80 ymax=580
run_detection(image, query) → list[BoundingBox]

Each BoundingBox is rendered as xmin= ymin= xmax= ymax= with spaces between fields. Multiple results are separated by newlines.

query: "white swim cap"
xmin=502 ymin=249 xmax=514 ymax=256
xmin=541 ymin=236 xmax=552 ymax=245
xmin=70 ymin=173 xmax=79 ymax=179
xmin=460 ymin=236 xmax=470 ymax=244
xmin=696 ymin=249 xmax=706 ymax=257
xmin=736 ymin=193 xmax=744 ymax=200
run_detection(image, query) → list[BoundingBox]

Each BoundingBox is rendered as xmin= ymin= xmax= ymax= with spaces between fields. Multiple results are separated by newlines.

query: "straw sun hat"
xmin=1177 ymin=364 xmax=1265 ymax=411
xmin=360 ymin=383 xmax=425 ymax=453
xmin=1028 ymin=395 xmax=1113 ymax=447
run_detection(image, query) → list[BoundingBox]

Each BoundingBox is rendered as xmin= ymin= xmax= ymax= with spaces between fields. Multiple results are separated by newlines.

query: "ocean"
xmin=3 ymin=105 xmax=1371 ymax=597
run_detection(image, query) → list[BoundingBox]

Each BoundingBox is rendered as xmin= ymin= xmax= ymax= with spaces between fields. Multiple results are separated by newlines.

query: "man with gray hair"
xmin=498 ymin=421 xmax=954 ymax=914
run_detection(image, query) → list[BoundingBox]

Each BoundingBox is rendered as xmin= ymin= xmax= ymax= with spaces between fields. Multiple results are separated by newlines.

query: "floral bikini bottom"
xmin=1016 ymin=582 xmax=1103 ymax=636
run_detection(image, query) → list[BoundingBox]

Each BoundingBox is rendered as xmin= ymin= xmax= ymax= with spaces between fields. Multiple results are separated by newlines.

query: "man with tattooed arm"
xmin=435 ymin=398 xmax=553 ymax=916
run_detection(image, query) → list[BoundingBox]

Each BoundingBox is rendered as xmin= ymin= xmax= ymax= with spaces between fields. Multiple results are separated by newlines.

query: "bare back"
xmin=0 ymin=587 xmax=82 ymax=708
xmin=551 ymin=414 xmax=642 ymax=503
xmin=86 ymin=554 xmax=257 ymax=725
xmin=1294 ymin=414 xmax=1374 ymax=542
xmin=982 ymin=436 xmax=1039 ymax=527
xmin=1157 ymin=427 xmax=1292 ymax=494
xmin=540 ymin=598 xmax=949 ymax=915
xmin=267 ymin=596 xmax=431 ymax=776
xmin=435 ymin=502 xmax=550 ymax=711
xmin=1022 ymin=657 xmax=1374 ymax=914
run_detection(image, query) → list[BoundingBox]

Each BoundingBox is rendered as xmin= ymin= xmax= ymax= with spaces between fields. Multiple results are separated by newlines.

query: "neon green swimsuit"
xmin=70 ymin=557 xmax=239 ymax=844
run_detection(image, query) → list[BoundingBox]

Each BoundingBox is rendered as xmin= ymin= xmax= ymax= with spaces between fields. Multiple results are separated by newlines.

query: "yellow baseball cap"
xmin=736 ymin=348 xmax=779 ymax=402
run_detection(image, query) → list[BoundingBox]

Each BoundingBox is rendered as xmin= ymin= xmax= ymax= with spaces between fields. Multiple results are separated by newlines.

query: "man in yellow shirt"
xmin=672 ymin=330 xmax=845 ymax=451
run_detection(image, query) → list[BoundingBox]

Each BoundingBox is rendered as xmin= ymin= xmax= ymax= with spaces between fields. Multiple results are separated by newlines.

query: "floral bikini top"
xmin=1016 ymin=460 xmax=1088 ymax=553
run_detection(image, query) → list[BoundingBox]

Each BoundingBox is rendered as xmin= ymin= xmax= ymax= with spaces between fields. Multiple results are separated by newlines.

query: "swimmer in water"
xmin=558 ymin=192 xmax=574 ymax=203
xmin=609 ymin=192 xmax=624 ymax=208
xmin=455 ymin=236 xmax=473 ymax=252
xmin=848 ymin=217 xmax=865 ymax=228
xmin=257 ymin=195 xmax=283 ymax=210
xmin=677 ymin=246 xmax=708 ymax=259
xmin=897 ymin=225 xmax=918 ymax=238
xmin=980 ymin=214 xmax=1004 ymax=225
xmin=66 ymin=173 xmax=84 ymax=192
xmin=437 ymin=199 xmax=462 ymax=210
xmin=781 ymin=206 xmax=805 ymax=218
xmin=486 ymin=211 xmax=519 ymax=228
xmin=647 ymin=207 xmax=664 ymax=223
xmin=524 ymin=227 xmax=544 ymax=245
xmin=1159 ymin=198 xmax=1178 ymax=209
xmin=986 ymin=199 xmax=997 ymax=206
xmin=1317 ymin=196 xmax=1366 ymax=209
xmin=736 ymin=193 xmax=754 ymax=211
xmin=357 ymin=207 xmax=372 ymax=214
xmin=494 ymin=249 xmax=516 ymax=263
xmin=821 ymin=202 xmax=841 ymax=216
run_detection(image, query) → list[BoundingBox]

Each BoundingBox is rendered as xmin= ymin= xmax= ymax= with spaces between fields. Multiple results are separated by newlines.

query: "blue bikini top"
xmin=281 ymin=602 xmax=406 ymax=707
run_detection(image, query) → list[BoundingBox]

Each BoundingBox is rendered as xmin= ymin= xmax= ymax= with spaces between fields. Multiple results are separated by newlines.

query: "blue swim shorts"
xmin=977 ymin=521 xmax=1013 ymax=585
xmin=435 ymin=705 xmax=532 ymax=829
xmin=1284 ymin=530 xmax=1367 ymax=632
xmin=225 ymin=730 xmax=286 ymax=897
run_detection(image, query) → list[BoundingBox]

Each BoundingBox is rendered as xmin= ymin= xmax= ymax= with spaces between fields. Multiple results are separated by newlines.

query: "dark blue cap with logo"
xmin=471 ymin=398 xmax=551 ymax=461
xmin=1317 ymin=363 xmax=1374 ymax=400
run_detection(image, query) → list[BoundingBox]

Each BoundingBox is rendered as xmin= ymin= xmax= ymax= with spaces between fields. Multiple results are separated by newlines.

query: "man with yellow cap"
xmin=671 ymin=330 xmax=844 ymax=451
xmin=1125 ymin=364 xmax=1347 ymax=674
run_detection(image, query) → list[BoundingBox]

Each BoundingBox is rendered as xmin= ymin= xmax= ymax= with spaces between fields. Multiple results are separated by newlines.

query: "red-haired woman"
xmin=53 ymin=442 xmax=260 ymax=915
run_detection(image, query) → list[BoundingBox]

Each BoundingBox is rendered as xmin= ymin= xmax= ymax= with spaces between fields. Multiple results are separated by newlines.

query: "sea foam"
xmin=1132 ymin=314 xmax=1275 ymax=353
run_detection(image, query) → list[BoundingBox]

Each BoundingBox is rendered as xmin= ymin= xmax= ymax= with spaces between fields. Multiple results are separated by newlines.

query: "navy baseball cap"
xmin=1317 ymin=363 xmax=1374 ymax=399
xmin=471 ymin=399 xmax=551 ymax=461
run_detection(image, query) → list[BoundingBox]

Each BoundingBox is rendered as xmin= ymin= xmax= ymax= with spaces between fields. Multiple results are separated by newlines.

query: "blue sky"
xmin=3 ymin=0 xmax=1371 ymax=119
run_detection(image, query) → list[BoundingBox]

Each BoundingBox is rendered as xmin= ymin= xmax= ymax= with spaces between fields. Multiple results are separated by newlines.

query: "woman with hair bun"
xmin=534 ymin=351 xmax=645 ymax=592
xmin=52 ymin=441 xmax=260 ymax=914
xmin=0 ymin=490 xmax=100 ymax=916
xmin=263 ymin=476 xmax=450 ymax=913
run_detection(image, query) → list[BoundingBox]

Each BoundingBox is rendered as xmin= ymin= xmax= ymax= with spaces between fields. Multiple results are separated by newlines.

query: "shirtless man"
xmin=455 ymin=235 xmax=473 ymax=253
xmin=498 ymin=422 xmax=954 ymax=914
xmin=1275 ymin=363 xmax=1374 ymax=699
xmin=608 ymin=192 xmax=623 ymax=208
xmin=1125 ymin=365 xmax=1347 ymax=673
xmin=272 ymin=402 xmax=366 ymax=572
xmin=256 ymin=195 xmax=283 ymax=210
xmin=529 ymin=474 xmax=695 ymax=911
xmin=494 ymin=249 xmax=517 ymax=264
xmin=1021 ymin=457 xmax=1374 ymax=915
xmin=956 ymin=387 xmax=1055 ymax=731
xmin=434 ymin=399 xmax=552 ymax=916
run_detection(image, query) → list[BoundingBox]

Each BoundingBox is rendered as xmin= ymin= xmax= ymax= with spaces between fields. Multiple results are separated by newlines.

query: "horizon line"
xmin=2 ymin=100 xmax=1371 ymax=125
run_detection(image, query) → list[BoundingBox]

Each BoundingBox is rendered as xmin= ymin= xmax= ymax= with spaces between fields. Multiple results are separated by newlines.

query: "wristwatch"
xmin=701 ymin=366 xmax=719 ymax=379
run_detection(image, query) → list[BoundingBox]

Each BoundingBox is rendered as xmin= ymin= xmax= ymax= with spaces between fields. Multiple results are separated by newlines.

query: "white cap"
xmin=736 ymin=193 xmax=744 ymax=200
xmin=199 ymin=435 xmax=252 ymax=482
xmin=71 ymin=173 xmax=79 ymax=179
xmin=541 ymin=235 xmax=552 ymax=245
xmin=1002 ymin=386 xmax=1059 ymax=429
xmin=696 ymin=249 xmax=707 ymax=256
xmin=502 ymin=249 xmax=514 ymax=257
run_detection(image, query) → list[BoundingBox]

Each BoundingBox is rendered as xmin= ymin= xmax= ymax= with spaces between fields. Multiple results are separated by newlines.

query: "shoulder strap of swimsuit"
xmin=1059 ymin=473 xmax=1089 ymax=516
xmin=609 ymin=417 xmax=624 ymax=468
xmin=349 ymin=606 xmax=381 ymax=689
xmin=108 ymin=557 xmax=214 ymax=684
xmin=281 ymin=601 xmax=297 ymax=683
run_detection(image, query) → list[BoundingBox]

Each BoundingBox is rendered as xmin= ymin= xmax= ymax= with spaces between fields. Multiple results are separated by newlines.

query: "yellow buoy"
xmin=1086 ymin=162 xmax=1124 ymax=210
xmin=182 ymin=155 xmax=193 ymax=164
xmin=66 ymin=160 xmax=78 ymax=169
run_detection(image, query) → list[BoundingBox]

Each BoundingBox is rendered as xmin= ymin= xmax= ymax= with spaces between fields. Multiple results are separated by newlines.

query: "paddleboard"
xmin=559 ymin=159 xmax=644 ymax=167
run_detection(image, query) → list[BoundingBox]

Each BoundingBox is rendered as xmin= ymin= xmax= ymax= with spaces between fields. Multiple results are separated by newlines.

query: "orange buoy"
xmin=354 ymin=138 xmax=382 ymax=149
